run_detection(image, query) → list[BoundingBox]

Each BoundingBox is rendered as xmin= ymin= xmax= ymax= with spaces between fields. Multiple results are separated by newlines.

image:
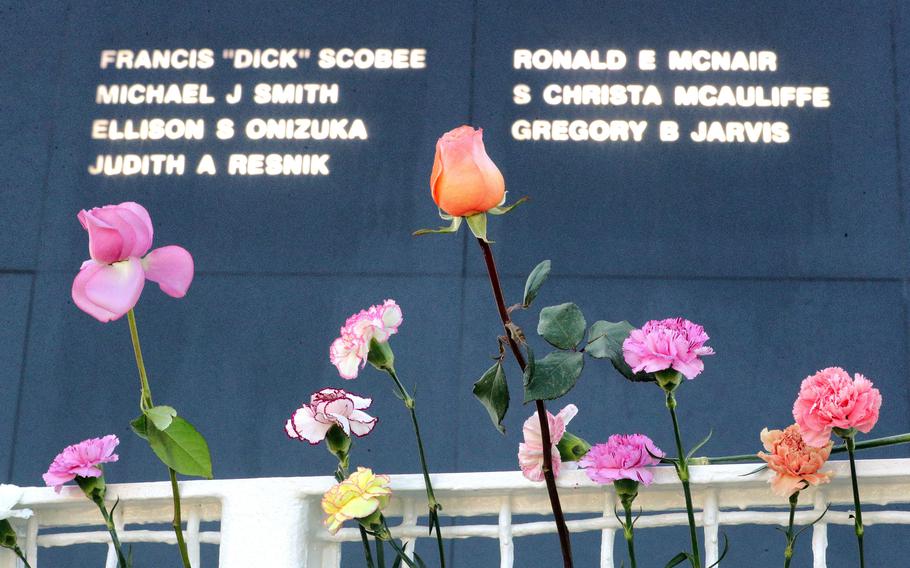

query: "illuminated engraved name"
xmin=514 ymin=49 xmax=627 ymax=70
xmin=674 ymin=85 xmax=830 ymax=108
xmin=88 ymin=154 xmax=185 ymax=175
xmin=92 ymin=119 xmax=205 ymax=141
xmin=227 ymin=154 xmax=330 ymax=175
xmin=668 ymin=50 xmax=777 ymax=72
xmin=318 ymin=48 xmax=426 ymax=69
xmin=253 ymin=84 xmax=340 ymax=104
xmin=543 ymin=84 xmax=663 ymax=106
xmin=690 ymin=121 xmax=789 ymax=143
xmin=512 ymin=120 xmax=648 ymax=142
xmin=99 ymin=49 xmax=214 ymax=70
xmin=243 ymin=118 xmax=368 ymax=140
xmin=96 ymin=84 xmax=215 ymax=105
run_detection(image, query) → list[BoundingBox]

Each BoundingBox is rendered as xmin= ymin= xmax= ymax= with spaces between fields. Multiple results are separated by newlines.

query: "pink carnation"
xmin=285 ymin=388 xmax=378 ymax=444
xmin=758 ymin=424 xmax=833 ymax=497
xmin=518 ymin=404 xmax=577 ymax=482
xmin=42 ymin=435 xmax=120 ymax=493
xmin=579 ymin=434 xmax=664 ymax=486
xmin=622 ymin=318 xmax=714 ymax=380
xmin=329 ymin=300 xmax=403 ymax=379
xmin=72 ymin=202 xmax=194 ymax=323
xmin=793 ymin=367 xmax=882 ymax=447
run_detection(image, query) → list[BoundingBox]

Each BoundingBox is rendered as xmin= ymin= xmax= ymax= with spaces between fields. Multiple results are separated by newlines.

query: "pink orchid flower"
xmin=72 ymin=202 xmax=194 ymax=322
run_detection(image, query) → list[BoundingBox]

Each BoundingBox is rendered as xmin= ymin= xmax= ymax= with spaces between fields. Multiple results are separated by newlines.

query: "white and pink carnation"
xmin=518 ymin=404 xmax=578 ymax=482
xmin=286 ymin=388 xmax=378 ymax=444
xmin=329 ymin=299 xmax=403 ymax=379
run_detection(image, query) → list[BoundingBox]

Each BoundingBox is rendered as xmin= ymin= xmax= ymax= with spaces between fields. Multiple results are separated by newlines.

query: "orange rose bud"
xmin=431 ymin=126 xmax=505 ymax=217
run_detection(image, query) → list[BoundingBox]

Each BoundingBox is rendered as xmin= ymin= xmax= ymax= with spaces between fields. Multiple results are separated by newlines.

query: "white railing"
xmin=3 ymin=458 xmax=910 ymax=568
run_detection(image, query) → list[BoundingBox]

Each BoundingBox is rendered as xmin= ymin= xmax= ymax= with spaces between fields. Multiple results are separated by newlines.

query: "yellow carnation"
xmin=321 ymin=467 xmax=391 ymax=534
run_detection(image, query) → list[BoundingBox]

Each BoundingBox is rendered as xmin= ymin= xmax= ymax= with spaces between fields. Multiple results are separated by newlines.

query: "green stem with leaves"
xmin=845 ymin=435 xmax=866 ymax=568
xmin=374 ymin=516 xmax=417 ymax=568
xmin=622 ymin=501 xmax=638 ymax=568
xmin=126 ymin=309 xmax=192 ymax=568
xmin=666 ymin=389 xmax=701 ymax=568
xmin=692 ymin=432 xmax=910 ymax=465
xmin=92 ymin=496 xmax=129 ymax=568
xmin=383 ymin=367 xmax=446 ymax=567
xmin=783 ymin=492 xmax=798 ymax=568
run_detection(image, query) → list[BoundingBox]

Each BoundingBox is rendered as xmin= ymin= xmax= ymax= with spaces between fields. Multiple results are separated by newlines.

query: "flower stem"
xmin=127 ymin=309 xmax=153 ymax=411
xmin=845 ymin=436 xmax=866 ymax=568
xmin=12 ymin=545 xmax=33 ymax=568
xmin=622 ymin=501 xmax=638 ymax=568
xmin=375 ymin=536 xmax=386 ymax=568
xmin=92 ymin=496 xmax=129 ymax=568
xmin=385 ymin=368 xmax=446 ymax=568
xmin=375 ymin=517 xmax=417 ymax=568
xmin=784 ymin=491 xmax=798 ymax=568
xmin=476 ymin=237 xmax=574 ymax=568
xmin=666 ymin=390 xmax=701 ymax=568
xmin=126 ymin=309 xmax=192 ymax=568
xmin=694 ymin=432 xmax=910 ymax=465
xmin=169 ymin=469 xmax=192 ymax=568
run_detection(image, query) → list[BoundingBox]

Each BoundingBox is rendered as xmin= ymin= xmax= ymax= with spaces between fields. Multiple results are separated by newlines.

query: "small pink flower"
xmin=758 ymin=424 xmax=833 ymax=497
xmin=72 ymin=202 xmax=194 ymax=322
xmin=286 ymin=388 xmax=378 ymax=444
xmin=42 ymin=435 xmax=119 ymax=493
xmin=622 ymin=318 xmax=714 ymax=380
xmin=793 ymin=367 xmax=882 ymax=447
xmin=518 ymin=404 xmax=577 ymax=482
xmin=579 ymin=434 xmax=664 ymax=486
xmin=329 ymin=300 xmax=403 ymax=379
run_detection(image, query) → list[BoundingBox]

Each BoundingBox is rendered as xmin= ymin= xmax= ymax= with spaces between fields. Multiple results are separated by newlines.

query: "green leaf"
xmin=413 ymin=216 xmax=462 ymax=237
xmin=146 ymin=416 xmax=213 ymax=479
xmin=538 ymin=303 xmax=586 ymax=350
xmin=522 ymin=260 xmax=551 ymax=308
xmin=488 ymin=195 xmax=529 ymax=216
xmin=664 ymin=552 xmax=691 ymax=568
xmin=523 ymin=351 xmax=584 ymax=402
xmin=464 ymin=213 xmax=488 ymax=242
xmin=686 ymin=429 xmax=713 ymax=461
xmin=145 ymin=405 xmax=177 ymax=431
xmin=0 ymin=519 xmax=17 ymax=549
xmin=130 ymin=414 xmax=149 ymax=441
xmin=586 ymin=320 xmax=656 ymax=382
xmin=472 ymin=362 xmax=510 ymax=434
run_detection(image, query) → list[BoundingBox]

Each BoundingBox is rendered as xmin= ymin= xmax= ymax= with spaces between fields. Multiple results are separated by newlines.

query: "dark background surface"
xmin=2 ymin=1 xmax=909 ymax=566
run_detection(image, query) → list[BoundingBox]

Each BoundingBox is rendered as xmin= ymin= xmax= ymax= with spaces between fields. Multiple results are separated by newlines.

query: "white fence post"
xmin=218 ymin=481 xmax=306 ymax=568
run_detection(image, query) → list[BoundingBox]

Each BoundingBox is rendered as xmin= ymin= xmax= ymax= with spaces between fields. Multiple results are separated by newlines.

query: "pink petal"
xmin=142 ymin=246 xmax=194 ymax=298
xmin=72 ymin=259 xmax=145 ymax=322
xmin=289 ymin=407 xmax=332 ymax=444
xmin=348 ymin=410 xmax=378 ymax=437
xmin=78 ymin=210 xmax=125 ymax=264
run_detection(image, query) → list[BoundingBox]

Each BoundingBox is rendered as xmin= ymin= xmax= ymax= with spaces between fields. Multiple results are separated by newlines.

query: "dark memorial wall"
xmin=1 ymin=1 xmax=909 ymax=566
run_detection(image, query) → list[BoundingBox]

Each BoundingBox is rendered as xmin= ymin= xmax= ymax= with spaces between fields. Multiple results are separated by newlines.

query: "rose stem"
xmin=127 ymin=309 xmax=192 ymax=568
xmin=476 ymin=237 xmax=574 ymax=568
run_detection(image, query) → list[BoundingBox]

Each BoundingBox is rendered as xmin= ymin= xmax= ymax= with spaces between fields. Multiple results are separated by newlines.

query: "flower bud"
xmin=430 ymin=126 xmax=505 ymax=217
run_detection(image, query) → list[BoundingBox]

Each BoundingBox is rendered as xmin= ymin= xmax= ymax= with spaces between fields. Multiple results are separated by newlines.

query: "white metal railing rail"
xmin=2 ymin=458 xmax=910 ymax=567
